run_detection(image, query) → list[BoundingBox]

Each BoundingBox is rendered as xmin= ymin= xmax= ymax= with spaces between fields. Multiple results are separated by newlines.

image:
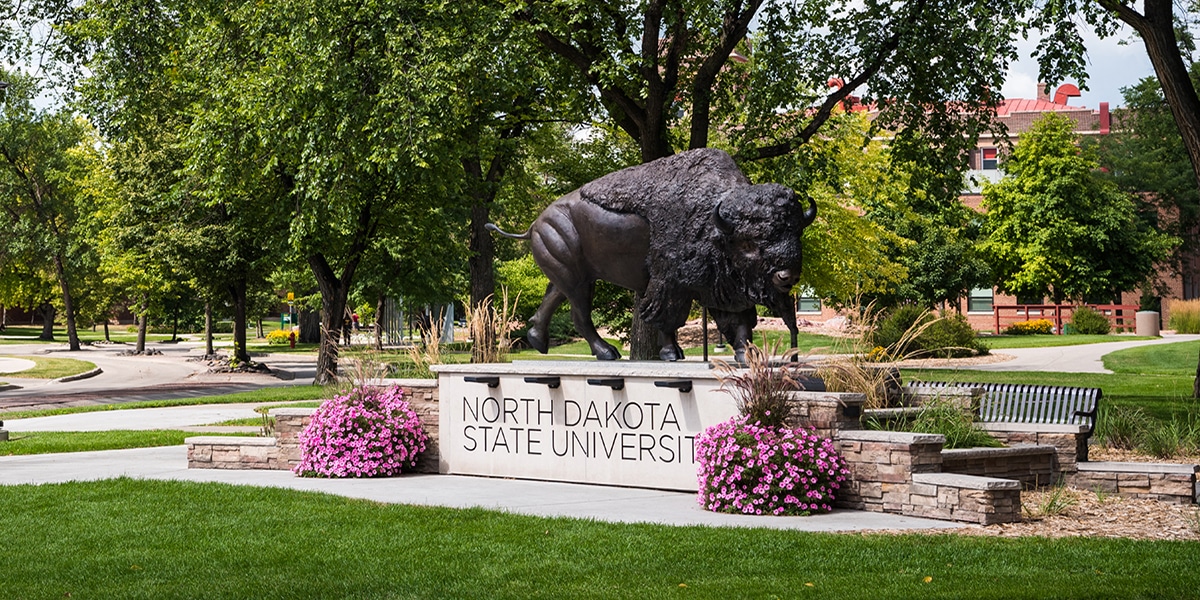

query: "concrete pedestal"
xmin=1136 ymin=311 xmax=1160 ymax=337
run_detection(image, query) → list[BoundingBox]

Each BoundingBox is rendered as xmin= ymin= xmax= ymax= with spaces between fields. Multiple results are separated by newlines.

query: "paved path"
xmin=966 ymin=334 xmax=1200 ymax=374
xmin=0 ymin=446 xmax=961 ymax=532
xmin=3 ymin=403 xmax=268 ymax=432
xmin=0 ymin=356 xmax=35 ymax=374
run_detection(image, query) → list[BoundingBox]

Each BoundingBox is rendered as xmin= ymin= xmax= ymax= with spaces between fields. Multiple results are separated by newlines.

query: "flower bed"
xmin=294 ymin=385 xmax=428 ymax=477
xmin=696 ymin=416 xmax=849 ymax=515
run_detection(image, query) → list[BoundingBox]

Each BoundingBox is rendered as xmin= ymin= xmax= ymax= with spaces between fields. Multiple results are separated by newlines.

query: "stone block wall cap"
xmin=185 ymin=436 xmax=277 ymax=446
xmin=432 ymin=361 xmax=723 ymax=380
xmin=982 ymin=422 xmax=1088 ymax=434
xmin=380 ymin=378 xmax=439 ymax=388
xmin=836 ymin=430 xmax=945 ymax=444
xmin=790 ymin=390 xmax=866 ymax=403
xmin=903 ymin=385 xmax=984 ymax=395
xmin=941 ymin=445 xmax=1057 ymax=460
xmin=268 ymin=408 xmax=318 ymax=417
xmin=1076 ymin=461 xmax=1199 ymax=475
xmin=912 ymin=472 xmax=1022 ymax=490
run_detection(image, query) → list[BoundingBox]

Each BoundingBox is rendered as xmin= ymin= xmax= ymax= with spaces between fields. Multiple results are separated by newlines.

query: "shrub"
xmin=294 ymin=386 xmax=428 ymax=477
xmin=1169 ymin=299 xmax=1200 ymax=334
xmin=918 ymin=313 xmax=989 ymax=358
xmin=872 ymin=305 xmax=928 ymax=352
xmin=695 ymin=416 xmax=849 ymax=515
xmin=871 ymin=306 xmax=987 ymax=359
xmin=1069 ymin=306 xmax=1111 ymax=335
xmin=1004 ymin=319 xmax=1054 ymax=335
xmin=266 ymin=329 xmax=293 ymax=345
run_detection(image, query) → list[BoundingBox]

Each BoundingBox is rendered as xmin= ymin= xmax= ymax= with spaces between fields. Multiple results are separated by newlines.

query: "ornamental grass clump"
xmin=699 ymin=342 xmax=850 ymax=515
xmin=294 ymin=385 xmax=427 ymax=478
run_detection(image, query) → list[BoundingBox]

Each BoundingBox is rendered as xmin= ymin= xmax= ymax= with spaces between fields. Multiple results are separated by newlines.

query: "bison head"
xmin=712 ymin=183 xmax=817 ymax=303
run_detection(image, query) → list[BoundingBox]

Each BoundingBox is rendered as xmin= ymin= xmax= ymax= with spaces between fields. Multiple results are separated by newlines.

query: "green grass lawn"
xmin=0 ymin=385 xmax=332 ymax=420
xmin=979 ymin=334 xmax=1156 ymax=349
xmin=1103 ymin=340 xmax=1200 ymax=376
xmin=0 ymin=479 xmax=1196 ymax=599
xmin=0 ymin=430 xmax=193 ymax=456
xmin=0 ymin=355 xmax=97 ymax=379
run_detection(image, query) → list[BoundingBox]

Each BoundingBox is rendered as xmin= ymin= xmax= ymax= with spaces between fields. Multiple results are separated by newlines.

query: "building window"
xmin=968 ymin=288 xmax=994 ymax=313
xmin=797 ymin=290 xmax=822 ymax=313
xmin=981 ymin=147 xmax=998 ymax=170
xmin=1185 ymin=273 xmax=1200 ymax=301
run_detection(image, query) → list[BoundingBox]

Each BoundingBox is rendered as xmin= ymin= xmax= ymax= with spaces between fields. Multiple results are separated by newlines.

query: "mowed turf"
xmin=0 ymin=479 xmax=1197 ymax=599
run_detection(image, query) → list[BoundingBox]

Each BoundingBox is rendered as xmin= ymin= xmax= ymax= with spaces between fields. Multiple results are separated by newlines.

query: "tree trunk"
xmin=257 ymin=318 xmax=264 ymax=339
xmin=52 ymin=254 xmax=80 ymax=351
xmin=103 ymin=321 xmax=110 ymax=342
xmin=299 ymin=310 xmax=320 ymax=344
xmin=204 ymin=302 xmax=214 ymax=356
xmin=38 ymin=303 xmax=55 ymax=340
xmin=309 ymin=253 xmax=361 ymax=385
xmin=229 ymin=280 xmax=250 ymax=364
xmin=136 ymin=296 xmax=148 ymax=353
xmin=374 ymin=293 xmax=385 ymax=351
xmin=171 ymin=310 xmax=179 ymax=342
xmin=628 ymin=292 xmax=659 ymax=360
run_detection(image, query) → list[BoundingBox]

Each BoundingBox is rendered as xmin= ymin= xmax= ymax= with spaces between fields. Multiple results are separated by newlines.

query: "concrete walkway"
xmin=2 ymin=403 xmax=268 ymax=432
xmin=0 ymin=356 xmax=35 ymax=374
xmin=0 ymin=446 xmax=961 ymax=532
xmin=965 ymin=333 xmax=1200 ymax=374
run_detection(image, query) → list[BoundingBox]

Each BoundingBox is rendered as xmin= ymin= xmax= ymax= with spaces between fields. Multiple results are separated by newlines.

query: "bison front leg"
xmin=712 ymin=308 xmax=758 ymax=364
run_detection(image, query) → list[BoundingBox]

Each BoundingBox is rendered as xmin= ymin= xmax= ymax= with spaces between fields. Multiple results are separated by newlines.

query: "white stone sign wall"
xmin=437 ymin=365 xmax=739 ymax=491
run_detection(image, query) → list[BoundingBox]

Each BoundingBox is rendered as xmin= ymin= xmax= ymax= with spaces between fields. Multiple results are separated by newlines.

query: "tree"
xmin=1034 ymin=1 xmax=1200 ymax=396
xmin=0 ymin=72 xmax=102 ymax=351
xmin=514 ymin=0 xmax=1029 ymax=357
xmin=981 ymin=114 xmax=1178 ymax=303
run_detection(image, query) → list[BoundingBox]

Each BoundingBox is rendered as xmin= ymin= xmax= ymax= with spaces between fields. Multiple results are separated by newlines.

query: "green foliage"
xmin=1168 ymin=299 xmax=1200 ymax=334
xmin=0 ymin=356 xmax=96 ymax=380
xmin=867 ymin=400 xmax=1003 ymax=449
xmin=1095 ymin=404 xmax=1152 ymax=450
xmin=872 ymin=307 xmax=986 ymax=359
xmin=981 ymin=113 xmax=1179 ymax=303
xmin=1069 ymin=306 xmax=1111 ymax=335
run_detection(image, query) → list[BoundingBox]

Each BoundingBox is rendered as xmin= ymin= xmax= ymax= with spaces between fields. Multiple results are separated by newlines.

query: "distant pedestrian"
xmin=352 ymin=312 xmax=360 ymax=331
xmin=342 ymin=316 xmax=352 ymax=345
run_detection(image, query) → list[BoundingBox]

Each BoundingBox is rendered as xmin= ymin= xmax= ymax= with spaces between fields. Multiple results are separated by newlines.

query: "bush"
xmin=1004 ymin=319 xmax=1054 ymax=335
xmin=695 ymin=416 xmax=849 ymax=515
xmin=294 ymin=386 xmax=428 ymax=477
xmin=871 ymin=307 xmax=987 ymax=359
xmin=1169 ymin=299 xmax=1200 ymax=334
xmin=266 ymin=329 xmax=294 ymax=345
xmin=918 ymin=313 xmax=989 ymax=358
xmin=1069 ymin=306 xmax=1111 ymax=335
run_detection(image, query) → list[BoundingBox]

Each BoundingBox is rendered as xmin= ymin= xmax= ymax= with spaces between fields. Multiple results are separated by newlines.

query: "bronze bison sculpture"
xmin=488 ymin=148 xmax=817 ymax=362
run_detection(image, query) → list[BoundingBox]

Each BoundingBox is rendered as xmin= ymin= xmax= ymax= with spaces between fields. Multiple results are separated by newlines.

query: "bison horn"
xmin=801 ymin=197 xmax=817 ymax=226
xmin=712 ymin=202 xmax=734 ymax=235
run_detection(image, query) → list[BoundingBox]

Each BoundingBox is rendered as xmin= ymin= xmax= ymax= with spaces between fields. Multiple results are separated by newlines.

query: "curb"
xmin=53 ymin=367 xmax=103 ymax=383
xmin=269 ymin=366 xmax=296 ymax=381
xmin=0 ymin=384 xmax=22 ymax=392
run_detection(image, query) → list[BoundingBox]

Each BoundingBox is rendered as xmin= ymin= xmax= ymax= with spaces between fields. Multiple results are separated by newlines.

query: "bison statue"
xmin=487 ymin=147 xmax=817 ymax=362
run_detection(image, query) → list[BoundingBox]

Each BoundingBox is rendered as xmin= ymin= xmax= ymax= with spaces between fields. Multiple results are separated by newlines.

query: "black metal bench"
xmin=907 ymin=381 xmax=1101 ymax=433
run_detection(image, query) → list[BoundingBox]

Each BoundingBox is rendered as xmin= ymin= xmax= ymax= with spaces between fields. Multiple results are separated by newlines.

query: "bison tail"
xmin=485 ymin=223 xmax=531 ymax=240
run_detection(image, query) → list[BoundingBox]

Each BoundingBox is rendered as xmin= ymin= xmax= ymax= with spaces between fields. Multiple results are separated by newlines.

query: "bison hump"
xmin=578 ymin=148 xmax=749 ymax=218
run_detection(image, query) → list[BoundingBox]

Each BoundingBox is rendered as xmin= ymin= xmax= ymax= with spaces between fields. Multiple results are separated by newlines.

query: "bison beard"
xmin=489 ymin=148 xmax=816 ymax=362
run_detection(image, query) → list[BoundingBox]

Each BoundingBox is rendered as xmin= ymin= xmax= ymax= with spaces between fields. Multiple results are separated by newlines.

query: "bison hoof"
xmin=526 ymin=325 xmax=549 ymax=354
xmin=659 ymin=345 xmax=684 ymax=361
xmin=594 ymin=344 xmax=621 ymax=361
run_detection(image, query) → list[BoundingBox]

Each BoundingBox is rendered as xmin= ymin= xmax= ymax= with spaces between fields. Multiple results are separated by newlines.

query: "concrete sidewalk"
xmin=0 ymin=446 xmax=962 ymax=532
xmin=3 ymin=403 xmax=268 ymax=432
xmin=962 ymin=334 xmax=1200 ymax=374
